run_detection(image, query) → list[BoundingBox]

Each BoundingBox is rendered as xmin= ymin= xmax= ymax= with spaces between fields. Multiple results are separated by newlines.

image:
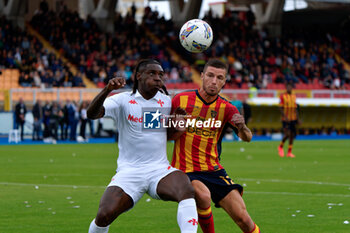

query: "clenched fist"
xmin=231 ymin=113 xmax=245 ymax=130
xmin=106 ymin=77 xmax=126 ymax=91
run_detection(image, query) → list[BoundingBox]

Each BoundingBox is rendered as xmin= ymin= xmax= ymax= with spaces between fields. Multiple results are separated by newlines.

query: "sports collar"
xmin=134 ymin=90 xmax=161 ymax=101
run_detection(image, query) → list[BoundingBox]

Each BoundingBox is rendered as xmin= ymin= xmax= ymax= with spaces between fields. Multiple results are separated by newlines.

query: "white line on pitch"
xmin=1 ymin=182 xmax=350 ymax=198
xmin=6 ymin=173 xmax=350 ymax=187
xmin=238 ymin=178 xmax=350 ymax=187
xmin=0 ymin=182 xmax=105 ymax=189
xmin=245 ymin=191 xmax=350 ymax=198
xmin=3 ymin=176 xmax=350 ymax=187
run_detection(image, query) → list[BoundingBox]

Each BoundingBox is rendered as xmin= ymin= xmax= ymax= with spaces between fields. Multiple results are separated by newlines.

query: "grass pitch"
xmin=0 ymin=140 xmax=349 ymax=233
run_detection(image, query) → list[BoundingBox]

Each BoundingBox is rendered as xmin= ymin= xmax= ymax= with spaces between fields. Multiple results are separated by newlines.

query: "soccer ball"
xmin=179 ymin=19 xmax=213 ymax=53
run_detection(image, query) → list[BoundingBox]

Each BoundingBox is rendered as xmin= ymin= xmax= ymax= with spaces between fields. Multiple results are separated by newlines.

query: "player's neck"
xmin=138 ymin=88 xmax=156 ymax=100
xmin=198 ymin=88 xmax=217 ymax=103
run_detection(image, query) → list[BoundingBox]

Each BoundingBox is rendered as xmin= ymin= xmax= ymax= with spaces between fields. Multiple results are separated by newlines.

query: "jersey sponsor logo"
xmin=128 ymin=100 xmax=137 ymax=104
xmin=186 ymin=116 xmax=220 ymax=137
xmin=128 ymin=114 xmax=143 ymax=123
xmin=187 ymin=125 xmax=217 ymax=137
xmin=188 ymin=104 xmax=199 ymax=108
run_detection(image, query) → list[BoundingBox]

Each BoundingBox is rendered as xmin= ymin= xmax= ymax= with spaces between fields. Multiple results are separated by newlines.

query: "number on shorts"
xmin=219 ymin=176 xmax=234 ymax=185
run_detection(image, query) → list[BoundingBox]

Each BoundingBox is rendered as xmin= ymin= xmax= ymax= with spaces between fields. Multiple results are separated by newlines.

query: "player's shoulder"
xmin=218 ymin=95 xmax=239 ymax=112
xmin=172 ymin=90 xmax=197 ymax=99
xmin=107 ymin=91 xmax=132 ymax=101
xmin=158 ymin=91 xmax=171 ymax=101
xmin=218 ymin=94 xmax=233 ymax=106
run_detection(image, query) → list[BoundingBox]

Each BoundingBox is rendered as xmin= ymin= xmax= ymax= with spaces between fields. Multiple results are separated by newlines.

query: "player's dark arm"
xmin=279 ymin=107 xmax=286 ymax=120
xmin=296 ymin=104 xmax=301 ymax=124
xmin=87 ymin=77 xmax=126 ymax=119
xmin=167 ymin=107 xmax=187 ymax=141
xmin=232 ymin=113 xmax=252 ymax=142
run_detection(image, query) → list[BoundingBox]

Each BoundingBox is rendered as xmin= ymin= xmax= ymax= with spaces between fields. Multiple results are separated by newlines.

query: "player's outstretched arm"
xmin=87 ymin=77 xmax=125 ymax=119
xmin=232 ymin=113 xmax=252 ymax=142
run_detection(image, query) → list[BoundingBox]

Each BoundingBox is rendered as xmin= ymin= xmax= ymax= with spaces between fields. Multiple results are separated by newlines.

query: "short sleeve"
xmin=171 ymin=94 xmax=180 ymax=114
xmin=103 ymin=94 xmax=123 ymax=120
xmin=279 ymin=94 xmax=284 ymax=107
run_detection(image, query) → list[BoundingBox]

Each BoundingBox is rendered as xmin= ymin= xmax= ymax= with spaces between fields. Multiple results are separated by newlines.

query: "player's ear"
xmin=136 ymin=72 xmax=142 ymax=81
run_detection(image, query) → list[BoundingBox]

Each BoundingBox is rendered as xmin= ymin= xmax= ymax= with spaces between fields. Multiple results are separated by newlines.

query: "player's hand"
xmin=173 ymin=107 xmax=187 ymax=132
xmin=106 ymin=77 xmax=126 ymax=91
xmin=174 ymin=107 xmax=187 ymax=116
xmin=232 ymin=113 xmax=245 ymax=130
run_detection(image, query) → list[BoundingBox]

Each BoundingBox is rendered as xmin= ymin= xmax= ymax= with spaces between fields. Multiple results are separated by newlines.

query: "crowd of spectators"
xmin=14 ymin=99 xmax=107 ymax=142
xmin=30 ymin=3 xmax=193 ymax=88
xmin=0 ymin=16 xmax=84 ymax=88
xmin=3 ymin=2 xmax=350 ymax=90
xmin=150 ymin=8 xmax=350 ymax=90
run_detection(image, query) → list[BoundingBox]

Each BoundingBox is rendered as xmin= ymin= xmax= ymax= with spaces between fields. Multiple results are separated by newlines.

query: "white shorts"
xmin=107 ymin=164 xmax=178 ymax=206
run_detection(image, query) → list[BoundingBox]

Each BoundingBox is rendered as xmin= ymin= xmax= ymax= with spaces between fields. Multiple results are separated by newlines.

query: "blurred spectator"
xmin=230 ymin=94 xmax=243 ymax=114
xmin=15 ymin=98 xmax=27 ymax=140
xmin=49 ymin=101 xmax=62 ymax=141
xmin=32 ymin=100 xmax=43 ymax=140
xmin=242 ymin=98 xmax=252 ymax=126
xmin=67 ymin=101 xmax=79 ymax=141
xmin=19 ymin=72 xmax=33 ymax=87
xmin=60 ymin=101 xmax=69 ymax=140
xmin=42 ymin=101 xmax=51 ymax=140
xmin=79 ymin=101 xmax=88 ymax=140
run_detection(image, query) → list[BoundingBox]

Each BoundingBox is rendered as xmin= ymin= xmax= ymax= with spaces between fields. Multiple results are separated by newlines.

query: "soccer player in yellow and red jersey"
xmin=278 ymin=82 xmax=299 ymax=158
xmin=170 ymin=59 xmax=260 ymax=233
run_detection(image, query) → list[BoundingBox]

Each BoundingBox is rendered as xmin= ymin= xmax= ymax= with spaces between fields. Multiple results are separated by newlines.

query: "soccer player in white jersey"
xmin=87 ymin=59 xmax=198 ymax=233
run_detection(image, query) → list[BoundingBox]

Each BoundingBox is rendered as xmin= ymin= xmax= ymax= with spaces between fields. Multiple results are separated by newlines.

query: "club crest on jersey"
xmin=157 ymin=99 xmax=164 ymax=107
xmin=128 ymin=100 xmax=137 ymax=104
xmin=211 ymin=110 xmax=217 ymax=118
xmin=180 ymin=25 xmax=199 ymax=40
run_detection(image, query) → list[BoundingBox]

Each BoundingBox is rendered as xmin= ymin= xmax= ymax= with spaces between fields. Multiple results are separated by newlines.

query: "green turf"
xmin=0 ymin=140 xmax=349 ymax=233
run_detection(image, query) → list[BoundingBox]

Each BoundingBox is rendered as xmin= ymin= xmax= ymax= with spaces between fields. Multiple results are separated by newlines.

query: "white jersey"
xmin=103 ymin=90 xmax=171 ymax=170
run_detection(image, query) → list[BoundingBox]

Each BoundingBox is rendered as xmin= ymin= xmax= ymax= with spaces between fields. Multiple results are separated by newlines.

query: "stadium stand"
xmin=147 ymin=8 xmax=350 ymax=90
xmin=1 ymin=1 xmax=350 ymax=137
xmin=29 ymin=4 xmax=194 ymax=88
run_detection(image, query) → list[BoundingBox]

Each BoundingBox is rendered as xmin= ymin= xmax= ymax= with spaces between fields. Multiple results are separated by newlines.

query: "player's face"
xmin=138 ymin=64 xmax=165 ymax=96
xmin=201 ymin=66 xmax=226 ymax=96
xmin=287 ymin=84 xmax=293 ymax=93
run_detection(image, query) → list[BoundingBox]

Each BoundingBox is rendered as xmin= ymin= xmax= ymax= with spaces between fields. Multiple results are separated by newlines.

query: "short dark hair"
xmin=203 ymin=58 xmax=228 ymax=73
xmin=132 ymin=59 xmax=168 ymax=95
xmin=286 ymin=81 xmax=294 ymax=88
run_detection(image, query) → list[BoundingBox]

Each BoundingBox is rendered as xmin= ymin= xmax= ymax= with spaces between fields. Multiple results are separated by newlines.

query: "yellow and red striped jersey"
xmin=279 ymin=92 xmax=297 ymax=121
xmin=171 ymin=90 xmax=239 ymax=173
